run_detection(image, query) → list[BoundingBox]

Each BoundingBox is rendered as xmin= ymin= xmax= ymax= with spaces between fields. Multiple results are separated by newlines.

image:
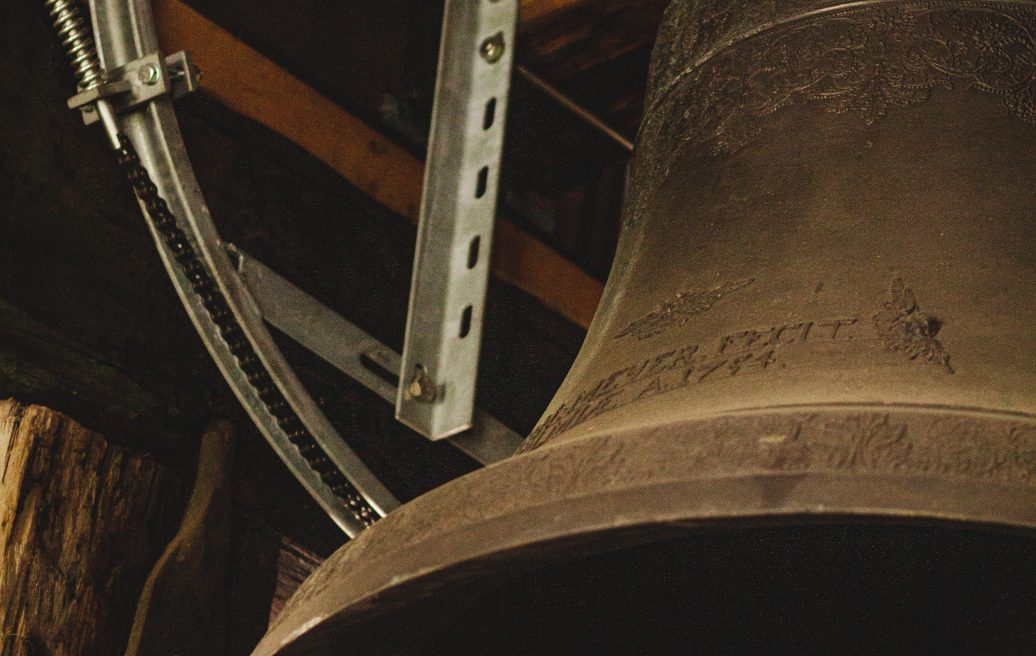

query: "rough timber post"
xmin=0 ymin=400 xmax=182 ymax=656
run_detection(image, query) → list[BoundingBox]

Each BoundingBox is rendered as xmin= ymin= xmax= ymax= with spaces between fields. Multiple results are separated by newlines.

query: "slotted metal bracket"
xmin=68 ymin=50 xmax=200 ymax=125
xmin=397 ymin=0 xmax=519 ymax=439
xmin=229 ymin=246 xmax=523 ymax=465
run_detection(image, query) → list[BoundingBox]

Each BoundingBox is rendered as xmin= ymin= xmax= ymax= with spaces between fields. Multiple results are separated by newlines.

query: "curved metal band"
xmin=90 ymin=0 xmax=400 ymax=536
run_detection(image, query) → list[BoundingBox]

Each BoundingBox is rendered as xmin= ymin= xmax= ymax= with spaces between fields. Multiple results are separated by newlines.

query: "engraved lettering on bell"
xmin=523 ymin=313 xmax=870 ymax=451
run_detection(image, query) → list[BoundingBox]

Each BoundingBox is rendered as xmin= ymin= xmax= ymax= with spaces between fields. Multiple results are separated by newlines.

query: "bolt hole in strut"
xmin=475 ymin=166 xmax=489 ymax=198
xmin=467 ymin=235 xmax=481 ymax=269
xmin=483 ymin=98 xmax=497 ymax=129
xmin=459 ymin=306 xmax=473 ymax=339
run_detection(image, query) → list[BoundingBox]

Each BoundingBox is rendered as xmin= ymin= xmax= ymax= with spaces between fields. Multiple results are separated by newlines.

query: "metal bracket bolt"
xmin=479 ymin=32 xmax=506 ymax=63
xmin=404 ymin=366 xmax=439 ymax=403
xmin=138 ymin=62 xmax=161 ymax=85
xmin=68 ymin=50 xmax=200 ymax=125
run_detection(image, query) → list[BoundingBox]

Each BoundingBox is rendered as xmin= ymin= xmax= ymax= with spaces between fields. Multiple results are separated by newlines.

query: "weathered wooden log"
xmin=0 ymin=400 xmax=183 ymax=656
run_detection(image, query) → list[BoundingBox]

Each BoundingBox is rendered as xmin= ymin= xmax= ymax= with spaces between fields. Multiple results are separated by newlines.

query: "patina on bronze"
xmin=255 ymin=2 xmax=1036 ymax=653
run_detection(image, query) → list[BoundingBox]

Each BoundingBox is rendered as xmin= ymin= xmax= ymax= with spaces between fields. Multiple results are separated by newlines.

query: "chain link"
xmin=116 ymin=135 xmax=377 ymax=528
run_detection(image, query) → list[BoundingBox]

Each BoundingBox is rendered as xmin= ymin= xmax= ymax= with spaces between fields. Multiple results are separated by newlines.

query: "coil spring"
xmin=45 ymin=0 xmax=104 ymax=90
xmin=115 ymin=135 xmax=378 ymax=529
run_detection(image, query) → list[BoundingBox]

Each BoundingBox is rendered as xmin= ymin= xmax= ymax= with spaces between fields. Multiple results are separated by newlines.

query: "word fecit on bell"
xmin=716 ymin=317 xmax=859 ymax=354
xmin=523 ymin=316 xmax=865 ymax=450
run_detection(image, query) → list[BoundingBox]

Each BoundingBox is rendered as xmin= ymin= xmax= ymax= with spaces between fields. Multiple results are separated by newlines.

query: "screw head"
xmin=405 ymin=366 xmax=438 ymax=402
xmin=479 ymin=32 xmax=506 ymax=64
xmin=139 ymin=63 xmax=161 ymax=86
xmin=408 ymin=377 xmax=426 ymax=400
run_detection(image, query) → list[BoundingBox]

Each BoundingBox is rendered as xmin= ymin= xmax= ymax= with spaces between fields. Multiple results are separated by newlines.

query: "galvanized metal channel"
xmin=397 ymin=0 xmax=520 ymax=439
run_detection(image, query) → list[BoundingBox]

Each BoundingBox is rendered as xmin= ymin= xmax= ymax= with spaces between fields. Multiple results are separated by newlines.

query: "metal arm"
xmin=45 ymin=0 xmax=400 ymax=536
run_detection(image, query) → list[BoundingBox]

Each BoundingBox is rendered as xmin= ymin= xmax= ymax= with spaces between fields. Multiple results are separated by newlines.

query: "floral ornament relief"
xmin=625 ymin=3 xmax=1036 ymax=228
xmin=872 ymin=277 xmax=954 ymax=373
xmin=615 ymin=277 xmax=755 ymax=341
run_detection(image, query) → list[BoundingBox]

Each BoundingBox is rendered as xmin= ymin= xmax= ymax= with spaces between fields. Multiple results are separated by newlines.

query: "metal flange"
xmin=68 ymin=49 xmax=199 ymax=125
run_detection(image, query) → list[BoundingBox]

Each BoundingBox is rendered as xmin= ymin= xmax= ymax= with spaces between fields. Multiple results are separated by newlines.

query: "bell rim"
xmin=257 ymin=408 xmax=1036 ymax=655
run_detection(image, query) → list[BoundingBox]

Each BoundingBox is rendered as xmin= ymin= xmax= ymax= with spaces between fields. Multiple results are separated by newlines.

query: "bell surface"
xmin=255 ymin=1 xmax=1036 ymax=653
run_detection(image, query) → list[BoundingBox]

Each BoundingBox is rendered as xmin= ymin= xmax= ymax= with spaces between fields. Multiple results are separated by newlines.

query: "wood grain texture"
xmin=520 ymin=0 xmax=585 ymax=24
xmin=268 ymin=537 xmax=323 ymax=627
xmin=519 ymin=0 xmax=667 ymax=82
xmin=0 ymin=400 xmax=183 ymax=656
xmin=154 ymin=0 xmax=603 ymax=328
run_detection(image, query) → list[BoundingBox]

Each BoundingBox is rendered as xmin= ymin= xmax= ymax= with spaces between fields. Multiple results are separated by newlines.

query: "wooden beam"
xmin=154 ymin=0 xmax=602 ymax=329
xmin=518 ymin=0 xmax=668 ymax=83
xmin=519 ymin=0 xmax=584 ymax=25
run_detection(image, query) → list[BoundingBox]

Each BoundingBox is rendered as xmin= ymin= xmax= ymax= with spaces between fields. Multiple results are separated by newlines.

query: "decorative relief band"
xmin=281 ymin=406 xmax=1036 ymax=631
xmin=284 ymin=407 xmax=1036 ymax=630
xmin=647 ymin=0 xmax=892 ymax=108
xmin=552 ymin=411 xmax=1036 ymax=490
xmin=518 ymin=407 xmax=1036 ymax=496
xmin=626 ymin=1 xmax=1036 ymax=227
xmin=623 ymin=411 xmax=1036 ymax=487
xmin=646 ymin=0 xmax=1036 ymax=109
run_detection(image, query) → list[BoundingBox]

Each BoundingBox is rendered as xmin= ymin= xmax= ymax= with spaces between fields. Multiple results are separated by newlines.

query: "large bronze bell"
xmin=255 ymin=1 xmax=1036 ymax=653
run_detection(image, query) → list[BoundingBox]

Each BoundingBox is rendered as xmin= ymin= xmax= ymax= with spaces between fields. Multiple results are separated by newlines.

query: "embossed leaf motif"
xmin=1007 ymin=425 xmax=1036 ymax=483
xmin=872 ymin=277 xmax=954 ymax=373
xmin=616 ymin=278 xmax=755 ymax=341
xmin=925 ymin=416 xmax=1005 ymax=477
xmin=817 ymin=414 xmax=913 ymax=470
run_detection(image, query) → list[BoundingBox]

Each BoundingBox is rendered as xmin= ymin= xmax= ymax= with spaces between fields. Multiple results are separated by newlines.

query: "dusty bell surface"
xmin=255 ymin=1 xmax=1036 ymax=653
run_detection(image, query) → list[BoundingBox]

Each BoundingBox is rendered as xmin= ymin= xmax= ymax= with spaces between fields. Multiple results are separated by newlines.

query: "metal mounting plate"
xmin=397 ymin=0 xmax=519 ymax=439
xmin=230 ymin=247 xmax=523 ymax=465
xmin=69 ymin=50 xmax=199 ymax=125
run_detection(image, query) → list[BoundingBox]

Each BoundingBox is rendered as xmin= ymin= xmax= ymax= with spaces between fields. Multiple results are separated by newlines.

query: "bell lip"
xmin=257 ymin=420 xmax=1036 ymax=655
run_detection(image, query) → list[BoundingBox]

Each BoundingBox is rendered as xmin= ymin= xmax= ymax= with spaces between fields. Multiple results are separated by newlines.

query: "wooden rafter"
xmin=519 ymin=0 xmax=585 ymax=25
xmin=154 ymin=0 xmax=603 ymax=329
